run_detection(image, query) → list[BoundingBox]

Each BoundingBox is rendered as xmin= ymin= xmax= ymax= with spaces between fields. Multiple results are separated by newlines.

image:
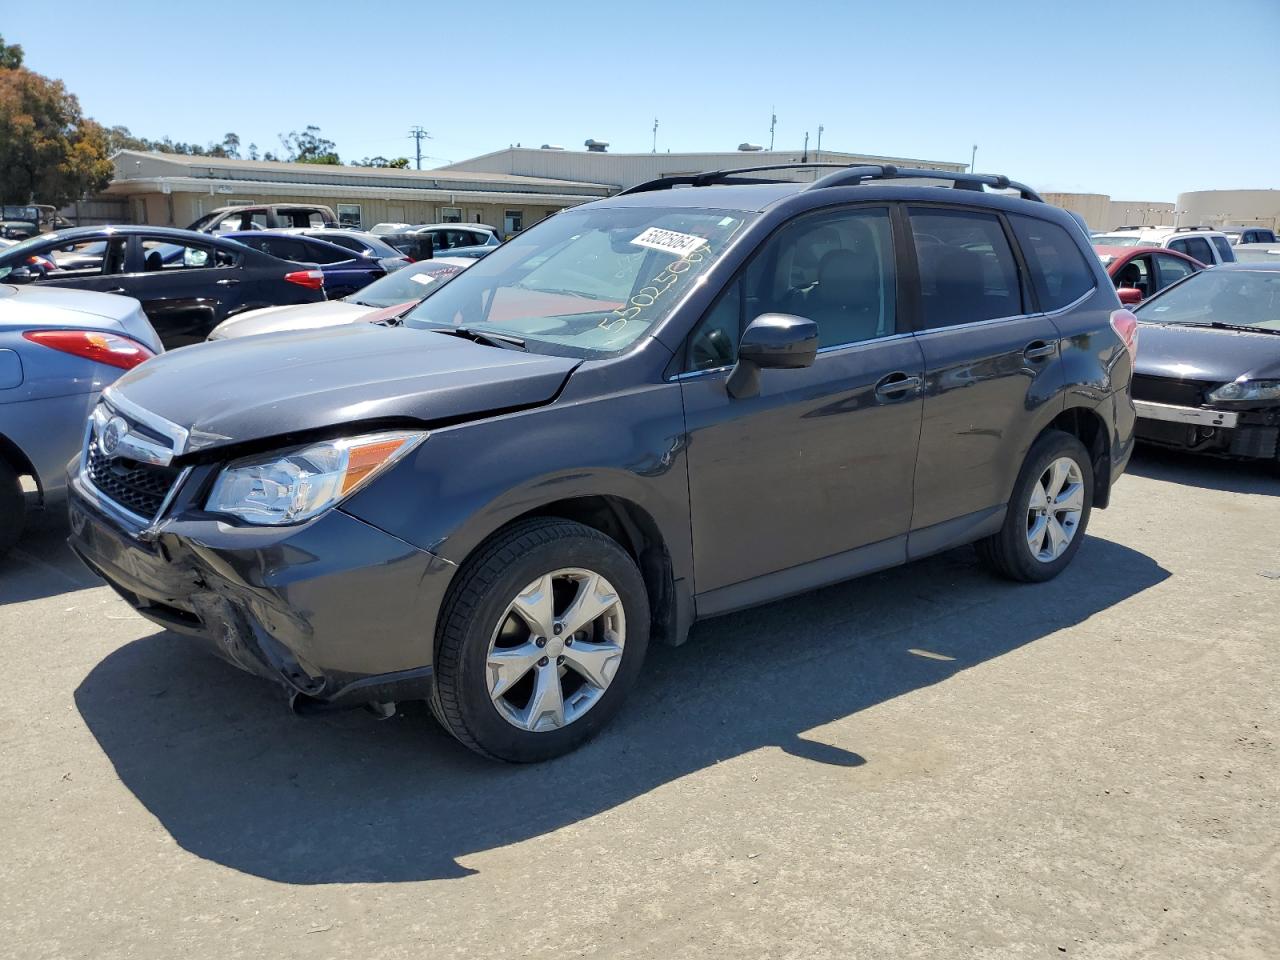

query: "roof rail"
xmin=618 ymin=162 xmax=1043 ymax=201
xmin=1112 ymin=225 xmax=1147 ymax=231
xmin=1174 ymin=225 xmax=1211 ymax=232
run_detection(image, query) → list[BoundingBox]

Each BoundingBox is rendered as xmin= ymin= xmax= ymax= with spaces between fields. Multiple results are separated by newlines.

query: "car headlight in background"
xmin=1207 ymin=380 xmax=1280 ymax=403
xmin=207 ymin=430 xmax=425 ymax=525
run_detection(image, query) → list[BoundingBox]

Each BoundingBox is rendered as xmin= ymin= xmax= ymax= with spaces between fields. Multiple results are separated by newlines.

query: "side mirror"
xmin=727 ymin=313 xmax=819 ymax=399
xmin=1117 ymin=286 xmax=1143 ymax=306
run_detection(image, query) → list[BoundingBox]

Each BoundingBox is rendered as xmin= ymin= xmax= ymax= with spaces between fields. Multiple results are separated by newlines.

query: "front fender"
xmin=340 ymin=379 xmax=694 ymax=586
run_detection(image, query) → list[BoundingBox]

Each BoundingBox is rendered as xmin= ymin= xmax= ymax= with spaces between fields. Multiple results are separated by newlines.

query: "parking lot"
xmin=1 ymin=447 xmax=1276 ymax=960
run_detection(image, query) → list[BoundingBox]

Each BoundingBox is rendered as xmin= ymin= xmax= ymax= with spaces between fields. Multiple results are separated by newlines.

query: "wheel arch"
xmin=1040 ymin=403 xmax=1112 ymax=508
xmin=0 ymin=432 xmax=40 ymax=494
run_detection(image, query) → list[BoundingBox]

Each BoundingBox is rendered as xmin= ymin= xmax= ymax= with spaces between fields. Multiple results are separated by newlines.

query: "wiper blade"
xmin=429 ymin=326 xmax=527 ymax=350
xmin=1181 ymin=321 xmax=1280 ymax=335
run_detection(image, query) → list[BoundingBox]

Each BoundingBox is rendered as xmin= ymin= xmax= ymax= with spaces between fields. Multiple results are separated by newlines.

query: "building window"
xmin=440 ymin=206 xmax=462 ymax=223
xmin=336 ymin=203 xmax=362 ymax=228
xmin=504 ymin=209 xmax=524 ymax=234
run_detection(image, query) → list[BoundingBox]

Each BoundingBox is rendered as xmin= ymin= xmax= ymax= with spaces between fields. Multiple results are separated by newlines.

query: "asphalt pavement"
xmin=1 ymin=447 xmax=1276 ymax=959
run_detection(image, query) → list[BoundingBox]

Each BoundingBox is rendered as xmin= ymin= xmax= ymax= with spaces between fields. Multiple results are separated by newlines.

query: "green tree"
xmin=0 ymin=34 xmax=23 ymax=69
xmin=279 ymin=125 xmax=340 ymax=164
xmin=0 ymin=64 xmax=112 ymax=206
xmin=354 ymin=155 xmax=410 ymax=169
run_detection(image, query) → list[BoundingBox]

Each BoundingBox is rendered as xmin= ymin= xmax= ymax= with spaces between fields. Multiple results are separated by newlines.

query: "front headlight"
xmin=1207 ymin=379 xmax=1280 ymax=403
xmin=207 ymin=430 xmax=425 ymax=525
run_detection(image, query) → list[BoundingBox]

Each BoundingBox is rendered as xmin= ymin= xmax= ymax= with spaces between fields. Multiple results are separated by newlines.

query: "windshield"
xmin=1138 ymin=270 xmax=1280 ymax=331
xmin=349 ymin=261 xmax=470 ymax=307
xmin=1091 ymin=236 xmax=1158 ymax=248
xmin=401 ymin=205 xmax=754 ymax=356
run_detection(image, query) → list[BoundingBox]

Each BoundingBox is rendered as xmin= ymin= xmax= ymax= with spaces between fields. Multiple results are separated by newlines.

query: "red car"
xmin=1095 ymin=245 xmax=1204 ymax=305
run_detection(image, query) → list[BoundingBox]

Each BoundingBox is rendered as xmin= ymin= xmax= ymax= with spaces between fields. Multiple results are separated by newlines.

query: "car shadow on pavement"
xmin=0 ymin=514 xmax=98 ymax=604
xmin=74 ymin=535 xmax=1168 ymax=885
xmin=1125 ymin=446 xmax=1279 ymax=497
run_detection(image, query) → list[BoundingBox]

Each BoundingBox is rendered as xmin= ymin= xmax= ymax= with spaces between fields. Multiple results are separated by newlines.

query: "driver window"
xmin=686 ymin=207 xmax=897 ymax=370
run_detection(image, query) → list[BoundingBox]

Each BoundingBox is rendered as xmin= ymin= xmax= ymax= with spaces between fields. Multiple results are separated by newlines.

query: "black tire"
xmin=432 ymin=517 xmax=649 ymax=762
xmin=0 ymin=458 xmax=25 ymax=561
xmin=975 ymin=430 xmax=1094 ymax=583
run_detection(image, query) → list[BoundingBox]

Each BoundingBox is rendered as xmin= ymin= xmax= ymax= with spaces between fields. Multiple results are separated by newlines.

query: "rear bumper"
xmin=67 ymin=469 xmax=455 ymax=705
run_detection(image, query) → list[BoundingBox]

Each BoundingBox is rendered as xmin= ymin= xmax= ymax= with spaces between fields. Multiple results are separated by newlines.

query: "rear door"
xmin=907 ymin=206 xmax=1066 ymax=540
xmin=681 ymin=204 xmax=925 ymax=603
xmin=124 ymin=236 xmax=242 ymax=346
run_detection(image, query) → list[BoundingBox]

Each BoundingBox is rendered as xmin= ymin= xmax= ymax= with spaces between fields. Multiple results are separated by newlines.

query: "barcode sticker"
xmin=630 ymin=227 xmax=709 ymax=258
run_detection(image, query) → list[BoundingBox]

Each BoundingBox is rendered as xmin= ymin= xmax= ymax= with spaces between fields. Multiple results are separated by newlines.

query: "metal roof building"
xmin=99 ymin=150 xmax=613 ymax=232
xmin=441 ymin=146 xmax=968 ymax=191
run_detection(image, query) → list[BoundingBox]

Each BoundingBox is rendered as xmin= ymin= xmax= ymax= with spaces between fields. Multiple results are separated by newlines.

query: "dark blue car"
xmin=224 ymin=231 xmax=386 ymax=300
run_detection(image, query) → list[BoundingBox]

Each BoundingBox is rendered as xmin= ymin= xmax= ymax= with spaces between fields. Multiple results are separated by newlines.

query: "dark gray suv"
xmin=67 ymin=164 xmax=1138 ymax=762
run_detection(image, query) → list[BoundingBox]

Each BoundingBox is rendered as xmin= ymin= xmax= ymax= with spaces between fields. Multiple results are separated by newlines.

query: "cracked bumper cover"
xmin=67 ymin=469 xmax=455 ymax=706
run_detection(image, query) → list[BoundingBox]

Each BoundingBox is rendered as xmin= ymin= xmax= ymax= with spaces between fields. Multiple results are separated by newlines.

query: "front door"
xmin=681 ymin=206 xmax=925 ymax=606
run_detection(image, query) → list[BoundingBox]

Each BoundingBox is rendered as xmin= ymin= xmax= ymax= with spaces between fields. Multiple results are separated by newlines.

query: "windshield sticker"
xmin=630 ymin=227 xmax=709 ymax=258
xmin=409 ymin=273 xmax=437 ymax=285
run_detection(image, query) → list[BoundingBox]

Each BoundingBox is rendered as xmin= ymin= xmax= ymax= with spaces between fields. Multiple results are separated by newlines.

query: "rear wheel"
xmin=0 ymin=458 xmax=25 ymax=561
xmin=431 ymin=518 xmax=649 ymax=762
xmin=976 ymin=430 xmax=1093 ymax=583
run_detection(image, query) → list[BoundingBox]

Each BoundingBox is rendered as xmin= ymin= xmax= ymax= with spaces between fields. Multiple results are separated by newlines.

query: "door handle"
xmin=1024 ymin=340 xmax=1056 ymax=360
xmin=874 ymin=372 xmax=922 ymax=400
xmin=215 ymin=278 xmax=241 ymax=286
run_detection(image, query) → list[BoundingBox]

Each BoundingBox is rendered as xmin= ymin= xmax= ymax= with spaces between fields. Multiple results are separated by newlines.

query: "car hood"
xmin=207 ymin=299 xmax=377 ymax=340
xmin=1134 ymin=321 xmax=1280 ymax=382
xmin=108 ymin=323 xmax=580 ymax=453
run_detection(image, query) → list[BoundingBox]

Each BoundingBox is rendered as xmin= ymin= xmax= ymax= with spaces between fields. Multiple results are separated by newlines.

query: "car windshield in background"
xmin=1137 ymin=269 xmax=1280 ymax=331
xmin=1091 ymin=236 xmax=1158 ymax=248
xmin=350 ymin=262 xmax=466 ymax=308
xmin=402 ymin=206 xmax=754 ymax=356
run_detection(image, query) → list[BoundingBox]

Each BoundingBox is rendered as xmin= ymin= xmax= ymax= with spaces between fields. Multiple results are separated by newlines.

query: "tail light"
xmin=1110 ymin=309 xmax=1139 ymax=366
xmin=284 ymin=269 xmax=325 ymax=290
xmin=24 ymin=330 xmax=154 ymax=370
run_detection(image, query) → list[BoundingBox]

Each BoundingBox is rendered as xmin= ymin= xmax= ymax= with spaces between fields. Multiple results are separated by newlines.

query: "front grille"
xmin=85 ymin=444 xmax=181 ymax=520
xmin=1131 ymin=375 xmax=1211 ymax=407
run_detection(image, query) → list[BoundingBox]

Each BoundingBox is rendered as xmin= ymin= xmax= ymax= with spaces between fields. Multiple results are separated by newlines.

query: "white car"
xmin=1089 ymin=226 xmax=1237 ymax=266
xmin=206 ymin=257 xmax=475 ymax=341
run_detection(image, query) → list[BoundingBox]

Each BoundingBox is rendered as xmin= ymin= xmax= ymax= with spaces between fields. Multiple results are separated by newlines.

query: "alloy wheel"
xmin=1026 ymin=456 xmax=1085 ymax=562
xmin=486 ymin=568 xmax=626 ymax=732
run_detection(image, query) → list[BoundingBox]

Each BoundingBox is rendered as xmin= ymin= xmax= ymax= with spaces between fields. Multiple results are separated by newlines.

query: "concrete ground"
xmin=1 ymin=448 xmax=1276 ymax=960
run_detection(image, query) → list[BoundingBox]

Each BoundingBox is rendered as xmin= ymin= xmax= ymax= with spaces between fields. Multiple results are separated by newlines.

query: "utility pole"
xmin=816 ymin=124 xmax=823 ymax=162
xmin=802 ymin=130 xmax=809 ymax=163
xmin=769 ymin=107 xmax=776 ymax=151
xmin=970 ymin=143 xmax=977 ymax=173
xmin=652 ymin=117 xmax=659 ymax=154
xmin=408 ymin=126 xmax=431 ymax=170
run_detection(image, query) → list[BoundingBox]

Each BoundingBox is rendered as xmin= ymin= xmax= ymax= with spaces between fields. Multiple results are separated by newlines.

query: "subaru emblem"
xmin=99 ymin=416 xmax=128 ymax=458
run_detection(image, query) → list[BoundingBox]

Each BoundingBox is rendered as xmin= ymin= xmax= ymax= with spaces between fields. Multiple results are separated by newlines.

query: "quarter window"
xmin=1009 ymin=215 xmax=1096 ymax=311
xmin=909 ymin=208 xmax=1022 ymax=328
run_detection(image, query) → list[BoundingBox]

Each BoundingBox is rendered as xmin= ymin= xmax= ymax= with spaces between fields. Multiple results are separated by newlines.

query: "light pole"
xmin=970 ymin=144 xmax=978 ymax=173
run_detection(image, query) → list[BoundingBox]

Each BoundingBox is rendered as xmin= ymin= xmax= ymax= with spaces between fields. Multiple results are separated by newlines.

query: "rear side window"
xmin=300 ymin=239 xmax=354 ymax=264
xmin=1209 ymin=235 xmax=1235 ymax=263
xmin=1168 ymin=236 xmax=1214 ymax=264
xmin=909 ymin=208 xmax=1022 ymax=328
xmin=1009 ymin=215 xmax=1096 ymax=311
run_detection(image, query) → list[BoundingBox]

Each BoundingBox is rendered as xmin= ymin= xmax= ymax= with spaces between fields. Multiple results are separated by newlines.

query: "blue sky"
xmin=8 ymin=0 xmax=1278 ymax=200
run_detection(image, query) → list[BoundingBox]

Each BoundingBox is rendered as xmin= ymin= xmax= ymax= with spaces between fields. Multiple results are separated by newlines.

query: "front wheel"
xmin=432 ymin=518 xmax=649 ymax=762
xmin=976 ymin=430 xmax=1094 ymax=583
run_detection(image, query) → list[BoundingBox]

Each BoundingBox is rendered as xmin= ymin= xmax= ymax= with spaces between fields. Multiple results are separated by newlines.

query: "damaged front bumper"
xmin=1134 ymin=400 xmax=1280 ymax=461
xmin=67 ymin=465 xmax=455 ymax=709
